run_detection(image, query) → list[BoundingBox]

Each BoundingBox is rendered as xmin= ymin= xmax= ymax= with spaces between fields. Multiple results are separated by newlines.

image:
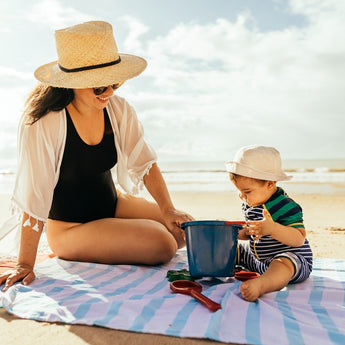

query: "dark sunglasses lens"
xmin=93 ymin=86 xmax=107 ymax=95
xmin=94 ymin=84 xmax=121 ymax=95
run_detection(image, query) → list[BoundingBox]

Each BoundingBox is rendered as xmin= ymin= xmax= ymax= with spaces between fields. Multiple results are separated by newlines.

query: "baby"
xmin=226 ymin=145 xmax=313 ymax=301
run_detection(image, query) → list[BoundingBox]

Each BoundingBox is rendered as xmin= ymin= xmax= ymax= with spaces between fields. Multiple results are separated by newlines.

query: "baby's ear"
xmin=267 ymin=181 xmax=276 ymax=188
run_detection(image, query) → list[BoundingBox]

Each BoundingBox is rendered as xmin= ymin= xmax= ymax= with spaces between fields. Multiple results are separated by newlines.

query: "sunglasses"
xmin=93 ymin=83 xmax=121 ymax=95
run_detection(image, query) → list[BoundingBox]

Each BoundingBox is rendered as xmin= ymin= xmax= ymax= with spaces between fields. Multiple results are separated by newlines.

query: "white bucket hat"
xmin=226 ymin=145 xmax=292 ymax=181
xmin=34 ymin=21 xmax=147 ymax=88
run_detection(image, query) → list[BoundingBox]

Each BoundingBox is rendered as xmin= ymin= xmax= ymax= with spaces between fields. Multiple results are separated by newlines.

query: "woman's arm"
xmin=143 ymin=163 xmax=193 ymax=248
xmin=0 ymin=212 xmax=43 ymax=291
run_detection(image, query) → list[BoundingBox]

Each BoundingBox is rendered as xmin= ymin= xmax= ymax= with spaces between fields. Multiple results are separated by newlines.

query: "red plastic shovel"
xmin=170 ymin=280 xmax=221 ymax=312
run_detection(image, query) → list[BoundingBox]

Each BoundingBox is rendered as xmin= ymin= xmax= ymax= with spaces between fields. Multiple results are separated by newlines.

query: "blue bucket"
xmin=181 ymin=220 xmax=244 ymax=277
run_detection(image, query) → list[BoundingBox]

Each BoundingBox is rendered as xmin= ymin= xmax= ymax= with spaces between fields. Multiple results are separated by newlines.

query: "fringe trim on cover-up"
xmin=10 ymin=198 xmax=47 ymax=233
xmin=0 ymin=217 xmax=50 ymax=263
xmin=128 ymin=161 xmax=155 ymax=195
xmin=0 ymin=199 xmax=50 ymax=261
xmin=23 ymin=216 xmax=41 ymax=232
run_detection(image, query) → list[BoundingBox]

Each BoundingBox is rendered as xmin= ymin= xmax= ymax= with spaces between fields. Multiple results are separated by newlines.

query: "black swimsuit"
xmin=48 ymin=108 xmax=118 ymax=223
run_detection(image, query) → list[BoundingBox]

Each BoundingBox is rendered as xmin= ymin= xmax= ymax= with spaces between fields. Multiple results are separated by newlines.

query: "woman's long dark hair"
xmin=25 ymin=83 xmax=74 ymax=124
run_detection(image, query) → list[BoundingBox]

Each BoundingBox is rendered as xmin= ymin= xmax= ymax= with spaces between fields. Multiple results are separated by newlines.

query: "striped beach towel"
xmin=1 ymin=251 xmax=345 ymax=344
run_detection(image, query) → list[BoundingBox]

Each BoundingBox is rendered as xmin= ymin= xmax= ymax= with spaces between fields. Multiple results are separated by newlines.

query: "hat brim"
xmin=34 ymin=53 xmax=147 ymax=88
xmin=226 ymin=161 xmax=292 ymax=182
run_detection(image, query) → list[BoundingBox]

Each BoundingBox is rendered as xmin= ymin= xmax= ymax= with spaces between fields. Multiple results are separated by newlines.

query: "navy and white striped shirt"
xmin=242 ymin=187 xmax=313 ymax=264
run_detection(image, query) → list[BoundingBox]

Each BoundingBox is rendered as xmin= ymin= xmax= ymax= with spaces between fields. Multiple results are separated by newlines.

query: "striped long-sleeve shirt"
xmin=242 ymin=187 xmax=313 ymax=264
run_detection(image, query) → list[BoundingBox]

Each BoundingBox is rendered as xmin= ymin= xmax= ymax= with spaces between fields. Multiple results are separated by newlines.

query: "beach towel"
xmin=1 ymin=251 xmax=345 ymax=345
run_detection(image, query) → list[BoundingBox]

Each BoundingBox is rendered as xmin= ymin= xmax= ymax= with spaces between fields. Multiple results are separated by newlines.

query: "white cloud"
xmin=0 ymin=2 xmax=11 ymax=33
xmin=25 ymin=0 xmax=93 ymax=29
xmin=128 ymin=1 xmax=345 ymax=160
xmin=0 ymin=86 xmax=29 ymax=124
xmin=118 ymin=15 xmax=150 ymax=52
xmin=0 ymin=0 xmax=344 ymax=167
xmin=0 ymin=85 xmax=30 ymax=166
xmin=0 ymin=66 xmax=33 ymax=81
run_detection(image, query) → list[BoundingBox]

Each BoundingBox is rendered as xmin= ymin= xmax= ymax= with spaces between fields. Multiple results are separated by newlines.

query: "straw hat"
xmin=226 ymin=145 xmax=291 ymax=181
xmin=34 ymin=21 xmax=147 ymax=88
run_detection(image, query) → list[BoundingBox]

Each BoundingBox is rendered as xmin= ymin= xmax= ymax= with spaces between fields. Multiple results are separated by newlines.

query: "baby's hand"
xmin=246 ymin=209 xmax=275 ymax=240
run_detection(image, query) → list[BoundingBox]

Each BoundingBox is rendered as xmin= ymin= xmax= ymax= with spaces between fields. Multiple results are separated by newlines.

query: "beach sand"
xmin=1 ymin=189 xmax=345 ymax=344
xmin=171 ymin=190 xmax=345 ymax=260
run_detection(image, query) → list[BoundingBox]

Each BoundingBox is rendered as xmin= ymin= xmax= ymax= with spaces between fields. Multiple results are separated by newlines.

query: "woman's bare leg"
xmin=46 ymin=193 xmax=178 ymax=265
xmin=115 ymin=192 xmax=165 ymax=222
xmin=240 ymin=257 xmax=295 ymax=302
xmin=115 ymin=192 xmax=186 ymax=248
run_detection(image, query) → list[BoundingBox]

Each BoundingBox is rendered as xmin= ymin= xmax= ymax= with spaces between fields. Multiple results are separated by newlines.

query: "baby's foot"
xmin=240 ymin=278 xmax=264 ymax=302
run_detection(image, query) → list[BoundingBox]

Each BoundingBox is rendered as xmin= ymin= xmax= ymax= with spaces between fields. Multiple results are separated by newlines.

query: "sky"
xmin=0 ymin=0 xmax=344 ymax=169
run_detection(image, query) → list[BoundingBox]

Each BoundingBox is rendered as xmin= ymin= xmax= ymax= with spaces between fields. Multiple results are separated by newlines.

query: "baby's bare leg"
xmin=240 ymin=257 xmax=295 ymax=302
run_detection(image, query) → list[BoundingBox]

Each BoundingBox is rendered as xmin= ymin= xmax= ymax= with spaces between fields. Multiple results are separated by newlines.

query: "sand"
xmin=171 ymin=190 xmax=345 ymax=259
xmin=1 ymin=189 xmax=345 ymax=344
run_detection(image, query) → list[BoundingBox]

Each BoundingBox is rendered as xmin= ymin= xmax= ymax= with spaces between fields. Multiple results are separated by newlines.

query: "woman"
xmin=0 ymin=21 xmax=193 ymax=291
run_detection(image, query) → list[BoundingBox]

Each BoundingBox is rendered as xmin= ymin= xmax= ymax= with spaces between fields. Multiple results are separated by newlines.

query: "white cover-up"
xmin=0 ymin=94 xmax=157 ymax=257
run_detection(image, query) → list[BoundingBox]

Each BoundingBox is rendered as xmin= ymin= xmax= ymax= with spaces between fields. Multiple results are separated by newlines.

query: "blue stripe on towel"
xmin=94 ymin=300 xmax=124 ymax=327
xmin=165 ymin=301 xmax=198 ymax=337
xmin=129 ymin=298 xmax=165 ymax=332
xmin=47 ymin=286 xmax=65 ymax=294
xmin=45 ymin=266 xmax=138 ymax=309
xmin=205 ymin=283 xmax=239 ymax=341
xmin=28 ymin=278 xmax=57 ymax=289
xmin=245 ymin=301 xmax=261 ymax=344
xmin=129 ymin=279 xmax=167 ymax=299
xmin=74 ymin=297 xmax=104 ymax=319
xmin=57 ymin=286 xmax=94 ymax=304
xmin=104 ymin=268 xmax=158 ymax=297
xmin=63 ymin=266 xmax=140 ymax=319
xmin=275 ymin=291 xmax=302 ymax=344
xmin=309 ymin=290 xmax=345 ymax=344
xmin=86 ymin=264 xmax=116 ymax=281
xmin=76 ymin=267 xmax=165 ymax=327
xmin=130 ymin=261 xmax=184 ymax=299
xmin=74 ymin=262 xmax=97 ymax=275
xmin=1 ymin=255 xmax=345 ymax=345
xmin=94 ymin=265 xmax=138 ymax=290
xmin=128 ymin=262 xmax=194 ymax=331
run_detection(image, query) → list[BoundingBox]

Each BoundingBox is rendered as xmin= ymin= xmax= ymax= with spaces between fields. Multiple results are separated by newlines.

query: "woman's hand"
xmin=0 ymin=263 xmax=35 ymax=292
xmin=162 ymin=207 xmax=194 ymax=249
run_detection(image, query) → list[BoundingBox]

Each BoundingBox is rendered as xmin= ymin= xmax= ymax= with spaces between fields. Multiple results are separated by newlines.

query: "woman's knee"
xmin=145 ymin=221 xmax=178 ymax=265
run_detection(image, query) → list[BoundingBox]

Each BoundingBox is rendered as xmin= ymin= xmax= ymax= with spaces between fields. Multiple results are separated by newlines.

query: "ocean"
xmin=158 ymin=159 xmax=345 ymax=194
xmin=1 ymin=158 xmax=345 ymax=195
